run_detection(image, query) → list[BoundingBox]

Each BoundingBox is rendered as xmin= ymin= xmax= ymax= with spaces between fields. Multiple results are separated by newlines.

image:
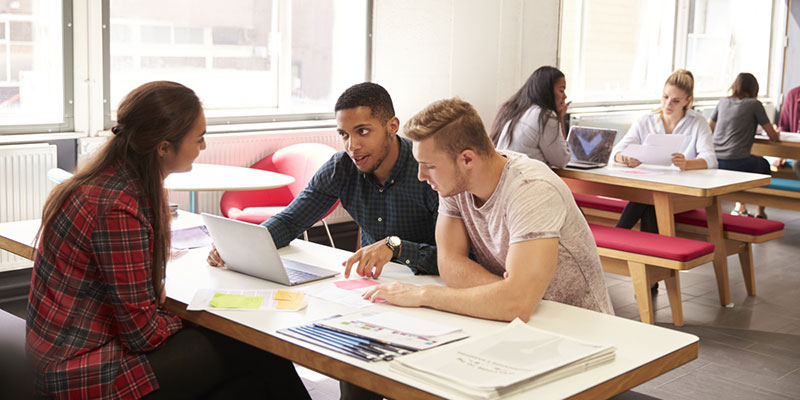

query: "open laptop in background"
xmin=201 ymin=213 xmax=339 ymax=286
xmin=565 ymin=126 xmax=618 ymax=169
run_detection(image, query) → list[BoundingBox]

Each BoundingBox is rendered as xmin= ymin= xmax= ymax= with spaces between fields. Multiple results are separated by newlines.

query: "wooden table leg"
xmin=653 ymin=192 xmax=676 ymax=236
xmin=628 ymin=261 xmax=654 ymax=324
xmin=705 ymin=197 xmax=731 ymax=306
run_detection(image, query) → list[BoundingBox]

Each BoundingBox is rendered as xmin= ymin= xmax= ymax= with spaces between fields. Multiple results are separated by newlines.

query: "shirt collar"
xmin=360 ymin=136 xmax=413 ymax=188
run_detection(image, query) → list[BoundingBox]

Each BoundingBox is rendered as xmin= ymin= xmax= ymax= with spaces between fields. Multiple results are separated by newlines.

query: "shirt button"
xmin=391 ymin=179 xmax=395 ymax=184
xmin=405 ymin=260 xmax=410 ymax=264
xmin=377 ymin=217 xmax=383 ymax=222
xmin=379 ymin=188 xmax=384 ymax=193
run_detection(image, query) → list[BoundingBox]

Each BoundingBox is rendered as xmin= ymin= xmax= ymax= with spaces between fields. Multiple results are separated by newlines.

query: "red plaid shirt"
xmin=27 ymin=164 xmax=182 ymax=399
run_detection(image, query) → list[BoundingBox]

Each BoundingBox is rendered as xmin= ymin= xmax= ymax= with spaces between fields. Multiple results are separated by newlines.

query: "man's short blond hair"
xmin=404 ymin=98 xmax=494 ymax=159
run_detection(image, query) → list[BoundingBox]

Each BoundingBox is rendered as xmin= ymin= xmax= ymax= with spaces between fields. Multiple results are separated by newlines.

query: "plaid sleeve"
xmin=263 ymin=157 xmax=341 ymax=247
xmin=92 ymin=205 xmax=181 ymax=353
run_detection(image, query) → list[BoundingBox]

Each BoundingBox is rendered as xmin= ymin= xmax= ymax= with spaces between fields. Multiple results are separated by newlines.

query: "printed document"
xmin=391 ymin=319 xmax=614 ymax=399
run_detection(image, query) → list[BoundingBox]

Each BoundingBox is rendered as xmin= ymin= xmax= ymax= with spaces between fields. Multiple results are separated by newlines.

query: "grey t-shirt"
xmin=439 ymin=150 xmax=614 ymax=315
xmin=710 ymin=97 xmax=770 ymax=160
xmin=496 ymin=105 xmax=571 ymax=168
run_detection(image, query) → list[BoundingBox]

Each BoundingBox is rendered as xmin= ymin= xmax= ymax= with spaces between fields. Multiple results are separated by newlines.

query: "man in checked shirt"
xmin=208 ymin=82 xmax=439 ymax=400
xmin=209 ymin=81 xmax=439 ymax=278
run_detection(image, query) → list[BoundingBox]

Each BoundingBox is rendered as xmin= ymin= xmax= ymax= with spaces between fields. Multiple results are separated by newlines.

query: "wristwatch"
xmin=385 ymin=236 xmax=401 ymax=258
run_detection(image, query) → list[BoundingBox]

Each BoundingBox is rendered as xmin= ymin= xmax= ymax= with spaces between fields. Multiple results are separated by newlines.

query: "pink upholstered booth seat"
xmin=674 ymin=209 xmax=785 ymax=236
xmin=589 ymin=223 xmax=715 ymax=262
xmin=220 ymin=143 xmax=340 ymax=225
xmin=572 ymin=193 xmax=629 ymax=213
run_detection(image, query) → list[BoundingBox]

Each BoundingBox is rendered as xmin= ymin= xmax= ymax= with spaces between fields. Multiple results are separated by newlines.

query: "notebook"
xmin=201 ymin=213 xmax=339 ymax=286
xmin=565 ymin=126 xmax=618 ymax=169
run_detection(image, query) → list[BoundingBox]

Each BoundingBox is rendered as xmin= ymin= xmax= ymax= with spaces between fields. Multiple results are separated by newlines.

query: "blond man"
xmin=363 ymin=98 xmax=613 ymax=321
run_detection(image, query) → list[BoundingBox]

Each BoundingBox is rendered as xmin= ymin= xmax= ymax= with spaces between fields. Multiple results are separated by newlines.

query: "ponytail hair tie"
xmin=111 ymin=125 xmax=121 ymax=135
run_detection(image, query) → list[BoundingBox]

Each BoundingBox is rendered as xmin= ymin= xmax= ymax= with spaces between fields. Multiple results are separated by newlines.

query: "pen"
xmin=287 ymin=327 xmax=376 ymax=362
xmin=300 ymin=325 xmax=394 ymax=360
xmin=296 ymin=326 xmax=390 ymax=360
xmin=313 ymin=322 xmax=418 ymax=352
xmin=283 ymin=328 xmax=371 ymax=362
xmin=308 ymin=325 xmax=406 ymax=357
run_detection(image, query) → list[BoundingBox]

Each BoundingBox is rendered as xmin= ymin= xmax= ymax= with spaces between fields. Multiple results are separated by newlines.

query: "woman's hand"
xmin=557 ymin=100 xmax=572 ymax=122
xmin=615 ymin=152 xmax=641 ymax=168
xmin=671 ymin=153 xmax=688 ymax=170
xmin=207 ymin=244 xmax=226 ymax=268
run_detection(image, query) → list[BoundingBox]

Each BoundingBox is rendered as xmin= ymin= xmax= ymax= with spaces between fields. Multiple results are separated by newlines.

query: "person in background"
xmin=709 ymin=72 xmax=780 ymax=218
xmin=490 ymin=66 xmax=571 ymax=168
xmin=27 ymin=81 xmax=309 ymax=399
xmin=775 ymin=85 xmax=800 ymax=177
xmin=363 ymin=98 xmax=613 ymax=320
xmin=611 ymin=70 xmax=716 ymax=293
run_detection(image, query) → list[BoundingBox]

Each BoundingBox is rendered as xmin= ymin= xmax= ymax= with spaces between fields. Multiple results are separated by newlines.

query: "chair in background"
xmin=220 ymin=143 xmax=340 ymax=247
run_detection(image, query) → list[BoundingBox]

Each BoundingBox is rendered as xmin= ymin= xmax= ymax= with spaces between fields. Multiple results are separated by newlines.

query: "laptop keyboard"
xmin=286 ymin=268 xmax=318 ymax=283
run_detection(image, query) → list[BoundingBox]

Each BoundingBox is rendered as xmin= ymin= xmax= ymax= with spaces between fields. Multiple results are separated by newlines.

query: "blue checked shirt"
xmin=263 ymin=136 xmax=439 ymax=274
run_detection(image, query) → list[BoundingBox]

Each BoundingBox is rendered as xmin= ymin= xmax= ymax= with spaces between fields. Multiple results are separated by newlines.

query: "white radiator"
xmin=0 ymin=143 xmax=57 ymax=271
xmin=168 ymin=128 xmax=354 ymax=224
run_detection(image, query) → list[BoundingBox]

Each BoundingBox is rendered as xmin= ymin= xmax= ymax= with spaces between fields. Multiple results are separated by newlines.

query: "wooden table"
xmin=751 ymin=133 xmax=800 ymax=160
xmin=556 ymin=165 xmax=771 ymax=307
xmin=164 ymin=163 xmax=295 ymax=213
xmin=1 ymin=213 xmax=700 ymax=399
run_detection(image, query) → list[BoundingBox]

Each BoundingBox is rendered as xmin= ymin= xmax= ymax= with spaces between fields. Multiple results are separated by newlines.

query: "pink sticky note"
xmin=334 ymin=278 xmax=381 ymax=290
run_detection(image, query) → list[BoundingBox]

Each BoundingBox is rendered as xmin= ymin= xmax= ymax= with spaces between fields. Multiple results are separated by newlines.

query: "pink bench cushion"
xmin=675 ymin=209 xmax=784 ymax=236
xmin=589 ymin=224 xmax=714 ymax=262
xmin=573 ymin=193 xmax=629 ymax=213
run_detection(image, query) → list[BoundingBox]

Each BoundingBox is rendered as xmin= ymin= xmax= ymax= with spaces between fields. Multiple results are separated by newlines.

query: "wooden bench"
xmin=720 ymin=178 xmax=800 ymax=212
xmin=590 ymin=224 xmax=715 ymax=326
xmin=575 ymin=193 xmax=785 ymax=296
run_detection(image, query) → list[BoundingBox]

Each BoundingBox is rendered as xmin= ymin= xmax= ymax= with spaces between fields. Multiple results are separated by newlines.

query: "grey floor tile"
xmin=655 ymin=368 xmax=789 ymax=400
xmin=696 ymin=362 xmax=800 ymax=399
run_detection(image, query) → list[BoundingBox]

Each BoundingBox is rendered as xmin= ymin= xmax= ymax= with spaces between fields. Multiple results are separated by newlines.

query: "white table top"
xmin=165 ymin=214 xmax=698 ymax=400
xmin=164 ymin=163 xmax=295 ymax=192
xmin=557 ymin=163 xmax=770 ymax=197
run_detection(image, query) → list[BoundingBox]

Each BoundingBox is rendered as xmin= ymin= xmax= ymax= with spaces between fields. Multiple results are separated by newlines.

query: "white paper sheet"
xmin=621 ymin=134 xmax=686 ymax=166
xmin=755 ymin=131 xmax=800 ymax=142
xmin=304 ymin=284 xmax=374 ymax=309
xmin=359 ymin=312 xmax=461 ymax=337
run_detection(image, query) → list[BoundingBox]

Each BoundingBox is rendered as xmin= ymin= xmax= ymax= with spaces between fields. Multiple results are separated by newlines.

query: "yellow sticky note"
xmin=274 ymin=290 xmax=305 ymax=301
xmin=276 ymin=300 xmax=307 ymax=311
xmin=209 ymin=293 xmax=264 ymax=309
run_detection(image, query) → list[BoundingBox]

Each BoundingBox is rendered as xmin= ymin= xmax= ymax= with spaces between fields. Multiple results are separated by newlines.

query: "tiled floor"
xmin=4 ymin=203 xmax=799 ymax=399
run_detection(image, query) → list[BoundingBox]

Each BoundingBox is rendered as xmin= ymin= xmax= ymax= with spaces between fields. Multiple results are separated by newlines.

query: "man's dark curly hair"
xmin=334 ymin=82 xmax=395 ymax=123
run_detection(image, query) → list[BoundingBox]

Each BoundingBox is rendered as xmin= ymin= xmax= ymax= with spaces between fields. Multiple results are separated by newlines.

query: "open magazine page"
xmin=391 ymin=319 xmax=614 ymax=397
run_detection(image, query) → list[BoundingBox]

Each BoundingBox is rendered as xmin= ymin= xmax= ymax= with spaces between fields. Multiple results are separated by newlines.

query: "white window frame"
xmin=557 ymin=0 xmax=785 ymax=110
xmin=0 ymin=0 xmax=74 ymax=136
xmin=100 ymin=0 xmax=373 ymax=132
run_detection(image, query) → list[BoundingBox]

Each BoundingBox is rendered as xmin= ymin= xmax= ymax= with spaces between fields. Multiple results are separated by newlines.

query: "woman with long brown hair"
xmin=26 ymin=81 xmax=309 ymax=399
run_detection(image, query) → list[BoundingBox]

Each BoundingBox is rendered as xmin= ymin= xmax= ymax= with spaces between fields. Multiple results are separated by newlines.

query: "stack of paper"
xmin=755 ymin=131 xmax=800 ymax=142
xmin=390 ymin=319 xmax=615 ymax=399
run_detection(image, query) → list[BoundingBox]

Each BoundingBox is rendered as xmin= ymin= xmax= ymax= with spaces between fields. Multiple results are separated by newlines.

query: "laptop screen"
xmin=567 ymin=126 xmax=617 ymax=164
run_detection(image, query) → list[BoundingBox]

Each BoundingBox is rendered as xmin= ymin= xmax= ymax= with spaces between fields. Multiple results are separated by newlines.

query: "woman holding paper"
xmin=27 ymin=81 xmax=309 ymax=399
xmin=490 ymin=66 xmax=571 ymax=168
xmin=612 ymin=69 xmax=717 ymax=260
xmin=709 ymin=72 xmax=779 ymax=218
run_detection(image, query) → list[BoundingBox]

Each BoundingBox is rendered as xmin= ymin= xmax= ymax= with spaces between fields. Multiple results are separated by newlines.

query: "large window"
xmin=560 ymin=0 xmax=773 ymax=104
xmin=107 ymin=0 xmax=369 ymax=124
xmin=0 ymin=0 xmax=70 ymax=131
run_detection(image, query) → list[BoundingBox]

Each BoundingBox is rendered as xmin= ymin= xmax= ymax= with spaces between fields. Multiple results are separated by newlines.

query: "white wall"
xmin=371 ymin=0 xmax=560 ymax=131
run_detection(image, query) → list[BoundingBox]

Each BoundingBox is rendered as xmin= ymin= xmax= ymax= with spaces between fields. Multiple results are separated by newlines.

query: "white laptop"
xmin=201 ymin=213 xmax=339 ymax=286
xmin=565 ymin=126 xmax=618 ymax=169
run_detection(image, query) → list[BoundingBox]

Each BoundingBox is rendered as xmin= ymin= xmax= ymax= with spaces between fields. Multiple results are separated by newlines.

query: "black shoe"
xmin=650 ymin=282 xmax=659 ymax=295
